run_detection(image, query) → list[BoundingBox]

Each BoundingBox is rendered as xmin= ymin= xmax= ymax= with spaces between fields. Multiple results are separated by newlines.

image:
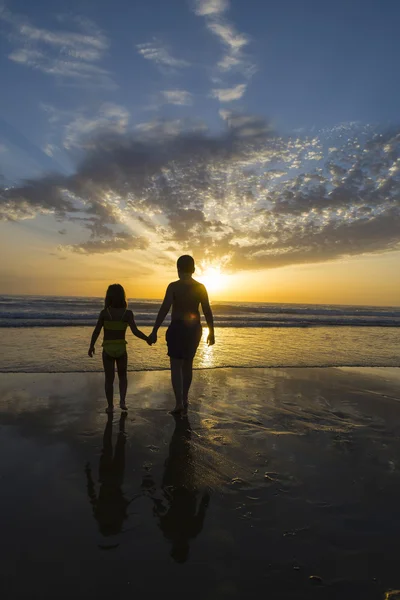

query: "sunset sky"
xmin=0 ymin=0 xmax=399 ymax=305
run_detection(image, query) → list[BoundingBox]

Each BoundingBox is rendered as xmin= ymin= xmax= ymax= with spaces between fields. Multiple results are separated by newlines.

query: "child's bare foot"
xmin=119 ymin=402 xmax=128 ymax=411
xmin=106 ymin=405 xmax=114 ymax=414
xmin=170 ymin=404 xmax=184 ymax=415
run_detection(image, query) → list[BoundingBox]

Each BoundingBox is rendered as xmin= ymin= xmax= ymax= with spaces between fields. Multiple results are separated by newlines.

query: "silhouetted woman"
xmin=147 ymin=415 xmax=210 ymax=563
xmin=149 ymin=256 xmax=215 ymax=414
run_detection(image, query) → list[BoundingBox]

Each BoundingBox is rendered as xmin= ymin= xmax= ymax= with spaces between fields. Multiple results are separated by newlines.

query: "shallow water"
xmin=2 ymin=325 xmax=399 ymax=372
xmin=2 ymin=295 xmax=399 ymax=327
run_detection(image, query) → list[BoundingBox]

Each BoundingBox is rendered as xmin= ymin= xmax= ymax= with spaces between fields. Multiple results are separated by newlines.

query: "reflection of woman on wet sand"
xmin=85 ymin=413 xmax=129 ymax=541
xmin=145 ymin=415 xmax=210 ymax=563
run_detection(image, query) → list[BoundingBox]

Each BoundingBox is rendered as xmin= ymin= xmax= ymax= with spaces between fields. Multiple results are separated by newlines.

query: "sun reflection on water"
xmin=197 ymin=327 xmax=215 ymax=369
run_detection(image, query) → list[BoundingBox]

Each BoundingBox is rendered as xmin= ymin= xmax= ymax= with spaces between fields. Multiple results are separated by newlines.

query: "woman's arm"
xmin=128 ymin=311 xmax=150 ymax=344
xmin=148 ymin=284 xmax=173 ymax=344
xmin=200 ymin=285 xmax=215 ymax=346
xmin=88 ymin=311 xmax=104 ymax=356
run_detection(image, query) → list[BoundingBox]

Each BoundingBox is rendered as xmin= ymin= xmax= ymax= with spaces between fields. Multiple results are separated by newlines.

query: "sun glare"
xmin=198 ymin=265 xmax=226 ymax=293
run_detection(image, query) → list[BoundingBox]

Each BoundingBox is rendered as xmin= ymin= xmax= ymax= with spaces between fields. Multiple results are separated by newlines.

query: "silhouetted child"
xmin=85 ymin=413 xmax=129 ymax=544
xmin=148 ymin=255 xmax=215 ymax=414
xmin=88 ymin=283 xmax=150 ymax=413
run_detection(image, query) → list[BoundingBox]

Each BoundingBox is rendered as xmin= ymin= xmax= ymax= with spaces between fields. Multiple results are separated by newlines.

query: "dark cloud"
xmin=1 ymin=174 xmax=74 ymax=220
xmin=60 ymin=232 xmax=149 ymax=255
xmin=1 ymin=117 xmax=400 ymax=270
xmin=225 ymin=208 xmax=400 ymax=270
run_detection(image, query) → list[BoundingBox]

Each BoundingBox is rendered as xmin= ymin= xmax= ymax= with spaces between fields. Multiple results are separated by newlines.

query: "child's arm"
xmin=148 ymin=284 xmax=173 ymax=344
xmin=200 ymin=285 xmax=215 ymax=346
xmin=88 ymin=311 xmax=104 ymax=356
xmin=128 ymin=311 xmax=150 ymax=344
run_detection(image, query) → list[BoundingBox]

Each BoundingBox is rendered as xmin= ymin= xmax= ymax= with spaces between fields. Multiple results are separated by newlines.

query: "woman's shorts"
xmin=166 ymin=320 xmax=202 ymax=360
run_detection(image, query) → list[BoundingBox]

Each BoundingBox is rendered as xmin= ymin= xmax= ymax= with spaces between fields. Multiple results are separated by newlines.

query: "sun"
xmin=198 ymin=264 xmax=226 ymax=293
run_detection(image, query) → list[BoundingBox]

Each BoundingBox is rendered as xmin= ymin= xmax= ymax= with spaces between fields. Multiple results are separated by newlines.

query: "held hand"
xmin=88 ymin=346 xmax=95 ymax=357
xmin=146 ymin=336 xmax=153 ymax=346
xmin=148 ymin=331 xmax=157 ymax=345
xmin=207 ymin=332 xmax=215 ymax=346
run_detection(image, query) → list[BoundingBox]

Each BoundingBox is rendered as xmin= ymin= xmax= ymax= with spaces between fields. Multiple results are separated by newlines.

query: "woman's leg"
xmin=182 ymin=325 xmax=200 ymax=410
xmin=102 ymin=351 xmax=115 ymax=411
xmin=170 ymin=357 xmax=184 ymax=412
xmin=182 ymin=358 xmax=193 ymax=407
xmin=116 ymin=352 xmax=128 ymax=409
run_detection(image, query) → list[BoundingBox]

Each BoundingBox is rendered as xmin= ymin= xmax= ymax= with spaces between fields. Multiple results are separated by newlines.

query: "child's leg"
xmin=102 ymin=351 xmax=115 ymax=411
xmin=116 ymin=353 xmax=128 ymax=409
xmin=182 ymin=358 xmax=193 ymax=407
xmin=170 ymin=358 xmax=184 ymax=412
xmin=113 ymin=413 xmax=127 ymax=484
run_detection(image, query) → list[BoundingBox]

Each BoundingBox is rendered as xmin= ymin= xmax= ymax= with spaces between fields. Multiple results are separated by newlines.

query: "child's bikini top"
xmin=103 ymin=308 xmax=129 ymax=331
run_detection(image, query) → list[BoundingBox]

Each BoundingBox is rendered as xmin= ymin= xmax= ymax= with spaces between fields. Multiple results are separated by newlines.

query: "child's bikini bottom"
xmin=102 ymin=339 xmax=127 ymax=359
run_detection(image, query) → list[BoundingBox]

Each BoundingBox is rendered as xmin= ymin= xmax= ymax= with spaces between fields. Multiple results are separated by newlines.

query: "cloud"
xmin=8 ymin=49 xmax=112 ymax=83
xmin=207 ymin=21 xmax=248 ymax=53
xmin=1 ymin=8 xmax=113 ymax=87
xmin=1 ymin=174 xmax=76 ymax=221
xmin=64 ymin=104 xmax=130 ymax=149
xmin=16 ymin=22 xmax=107 ymax=60
xmin=217 ymin=54 xmax=241 ymax=71
xmin=211 ymin=84 xmax=247 ymax=101
xmin=1 ymin=118 xmax=400 ymax=268
xmin=136 ymin=40 xmax=190 ymax=70
xmin=60 ymin=232 xmax=149 ymax=254
xmin=161 ymin=90 xmax=193 ymax=106
xmin=43 ymin=143 xmax=57 ymax=157
xmin=135 ymin=118 xmax=207 ymax=138
xmin=219 ymin=111 xmax=272 ymax=138
xmin=192 ymin=0 xmax=255 ymax=98
xmin=193 ymin=0 xmax=229 ymax=16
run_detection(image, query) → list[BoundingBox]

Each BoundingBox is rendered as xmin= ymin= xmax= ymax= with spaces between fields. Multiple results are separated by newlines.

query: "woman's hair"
xmin=104 ymin=284 xmax=127 ymax=309
xmin=177 ymin=255 xmax=195 ymax=274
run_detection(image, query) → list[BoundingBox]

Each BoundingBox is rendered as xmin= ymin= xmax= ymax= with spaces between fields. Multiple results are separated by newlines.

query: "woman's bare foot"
xmin=119 ymin=402 xmax=128 ymax=411
xmin=106 ymin=405 xmax=114 ymax=414
xmin=170 ymin=405 xmax=184 ymax=415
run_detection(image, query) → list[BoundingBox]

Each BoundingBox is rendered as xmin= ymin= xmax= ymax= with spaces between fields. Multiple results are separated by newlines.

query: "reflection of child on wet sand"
xmin=88 ymin=284 xmax=150 ymax=413
xmin=148 ymin=255 xmax=215 ymax=414
xmin=85 ymin=413 xmax=129 ymax=541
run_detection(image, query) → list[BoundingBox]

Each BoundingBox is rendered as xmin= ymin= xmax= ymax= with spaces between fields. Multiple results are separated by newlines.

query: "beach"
xmin=2 ymin=367 xmax=400 ymax=599
xmin=1 ymin=0 xmax=400 ymax=596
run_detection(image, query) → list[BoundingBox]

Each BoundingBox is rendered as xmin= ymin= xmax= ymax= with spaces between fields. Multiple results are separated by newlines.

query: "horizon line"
xmin=0 ymin=292 xmax=399 ymax=309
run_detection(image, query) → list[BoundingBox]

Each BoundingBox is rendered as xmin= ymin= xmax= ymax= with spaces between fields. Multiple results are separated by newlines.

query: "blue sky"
xmin=0 ymin=0 xmax=399 ymax=303
xmin=1 ymin=0 xmax=400 ymax=181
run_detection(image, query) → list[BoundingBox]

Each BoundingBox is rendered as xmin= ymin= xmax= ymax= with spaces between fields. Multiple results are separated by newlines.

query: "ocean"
xmin=1 ymin=295 xmax=399 ymax=372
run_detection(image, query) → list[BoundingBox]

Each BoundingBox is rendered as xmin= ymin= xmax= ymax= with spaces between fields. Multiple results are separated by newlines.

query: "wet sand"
xmin=1 ymin=367 xmax=400 ymax=599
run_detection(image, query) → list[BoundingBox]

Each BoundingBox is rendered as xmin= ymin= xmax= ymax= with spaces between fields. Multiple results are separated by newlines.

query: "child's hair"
xmin=177 ymin=255 xmax=195 ymax=274
xmin=104 ymin=284 xmax=127 ymax=309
